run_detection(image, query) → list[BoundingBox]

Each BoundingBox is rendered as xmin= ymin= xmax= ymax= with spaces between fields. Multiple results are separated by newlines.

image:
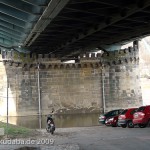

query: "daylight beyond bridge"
xmin=1 ymin=0 xmax=150 ymax=57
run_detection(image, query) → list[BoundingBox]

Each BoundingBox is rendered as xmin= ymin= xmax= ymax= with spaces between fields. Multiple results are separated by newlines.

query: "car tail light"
xmin=99 ymin=115 xmax=106 ymax=120
xmin=140 ymin=113 xmax=145 ymax=117
xmin=119 ymin=115 xmax=126 ymax=119
xmin=134 ymin=112 xmax=145 ymax=118
xmin=101 ymin=116 xmax=106 ymax=119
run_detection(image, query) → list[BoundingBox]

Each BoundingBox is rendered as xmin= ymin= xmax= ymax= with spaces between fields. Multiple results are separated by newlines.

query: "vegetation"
xmin=13 ymin=51 xmax=34 ymax=63
xmin=0 ymin=121 xmax=35 ymax=138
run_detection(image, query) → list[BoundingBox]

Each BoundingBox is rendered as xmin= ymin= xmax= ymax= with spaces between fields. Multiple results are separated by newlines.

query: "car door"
xmin=147 ymin=106 xmax=150 ymax=119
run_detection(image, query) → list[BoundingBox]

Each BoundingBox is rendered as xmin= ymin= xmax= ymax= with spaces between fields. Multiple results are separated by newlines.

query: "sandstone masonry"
xmin=0 ymin=46 xmax=142 ymax=116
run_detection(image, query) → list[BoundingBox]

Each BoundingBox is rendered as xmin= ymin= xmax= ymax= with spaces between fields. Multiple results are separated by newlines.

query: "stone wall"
xmin=0 ymin=46 xmax=142 ymax=116
xmin=0 ymin=56 xmax=102 ymax=116
xmin=101 ymin=46 xmax=142 ymax=111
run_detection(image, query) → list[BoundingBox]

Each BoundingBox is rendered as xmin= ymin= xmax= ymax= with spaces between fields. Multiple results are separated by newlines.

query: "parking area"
xmin=0 ymin=125 xmax=149 ymax=150
xmin=79 ymin=126 xmax=150 ymax=150
xmin=54 ymin=125 xmax=150 ymax=150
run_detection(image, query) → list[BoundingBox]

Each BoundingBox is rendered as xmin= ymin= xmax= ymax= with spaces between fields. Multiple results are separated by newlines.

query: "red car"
xmin=118 ymin=108 xmax=137 ymax=128
xmin=105 ymin=115 xmax=119 ymax=127
xmin=133 ymin=105 xmax=150 ymax=128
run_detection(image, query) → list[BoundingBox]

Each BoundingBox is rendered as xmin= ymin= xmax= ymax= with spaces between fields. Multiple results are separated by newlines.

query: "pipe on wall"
xmin=37 ymin=63 xmax=42 ymax=129
xmin=101 ymin=67 xmax=106 ymax=114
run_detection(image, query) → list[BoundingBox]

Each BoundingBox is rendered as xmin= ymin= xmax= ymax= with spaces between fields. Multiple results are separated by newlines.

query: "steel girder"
xmin=1 ymin=0 xmax=150 ymax=57
xmin=0 ymin=0 xmax=51 ymax=52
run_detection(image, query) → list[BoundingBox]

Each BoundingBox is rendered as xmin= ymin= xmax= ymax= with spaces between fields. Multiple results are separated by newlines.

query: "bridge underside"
xmin=1 ymin=0 xmax=150 ymax=57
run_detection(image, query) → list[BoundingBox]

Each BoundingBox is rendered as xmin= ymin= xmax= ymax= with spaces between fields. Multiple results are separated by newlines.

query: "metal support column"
xmin=102 ymin=67 xmax=106 ymax=113
xmin=6 ymin=76 xmax=9 ymax=138
xmin=37 ymin=63 xmax=42 ymax=129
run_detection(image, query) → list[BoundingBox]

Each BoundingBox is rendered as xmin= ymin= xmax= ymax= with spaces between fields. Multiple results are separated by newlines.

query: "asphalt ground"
xmin=54 ymin=125 xmax=150 ymax=150
xmin=0 ymin=125 xmax=150 ymax=150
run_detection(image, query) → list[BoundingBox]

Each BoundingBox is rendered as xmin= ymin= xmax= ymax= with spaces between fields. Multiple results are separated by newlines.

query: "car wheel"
xmin=117 ymin=122 xmax=121 ymax=127
xmin=111 ymin=124 xmax=117 ymax=127
xmin=112 ymin=121 xmax=118 ymax=127
xmin=139 ymin=124 xmax=146 ymax=128
xmin=121 ymin=124 xmax=127 ymax=128
xmin=127 ymin=120 xmax=134 ymax=128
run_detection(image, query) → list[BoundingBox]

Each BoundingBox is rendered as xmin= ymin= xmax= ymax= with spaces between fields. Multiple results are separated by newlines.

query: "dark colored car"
xmin=99 ymin=109 xmax=124 ymax=124
xmin=105 ymin=115 xmax=119 ymax=127
xmin=133 ymin=105 xmax=150 ymax=128
xmin=118 ymin=108 xmax=137 ymax=128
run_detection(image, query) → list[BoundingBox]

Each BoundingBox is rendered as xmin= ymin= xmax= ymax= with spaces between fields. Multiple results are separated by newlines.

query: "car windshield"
xmin=137 ymin=107 xmax=145 ymax=112
xmin=104 ymin=110 xmax=114 ymax=116
xmin=130 ymin=109 xmax=137 ymax=115
xmin=119 ymin=109 xmax=124 ymax=114
xmin=120 ymin=109 xmax=127 ymax=115
xmin=104 ymin=110 xmax=119 ymax=116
